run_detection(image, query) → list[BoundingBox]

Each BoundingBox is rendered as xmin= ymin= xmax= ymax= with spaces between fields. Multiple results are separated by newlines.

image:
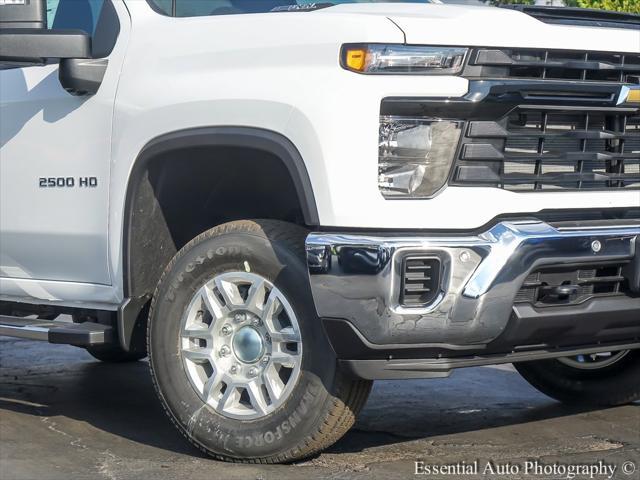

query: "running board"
xmin=0 ymin=315 xmax=114 ymax=347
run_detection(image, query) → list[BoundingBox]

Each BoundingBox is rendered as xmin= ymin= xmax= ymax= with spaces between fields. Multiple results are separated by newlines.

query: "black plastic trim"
xmin=629 ymin=236 xmax=640 ymax=293
xmin=0 ymin=0 xmax=46 ymax=29
xmin=59 ymin=58 xmax=108 ymax=95
xmin=0 ymin=29 xmax=91 ymax=64
xmin=381 ymin=82 xmax=638 ymax=119
xmin=122 ymin=127 xmax=319 ymax=299
xmin=499 ymin=5 xmax=640 ymax=30
xmin=491 ymin=296 xmax=640 ymax=351
xmin=117 ymin=295 xmax=150 ymax=352
xmin=341 ymin=341 xmax=640 ymax=380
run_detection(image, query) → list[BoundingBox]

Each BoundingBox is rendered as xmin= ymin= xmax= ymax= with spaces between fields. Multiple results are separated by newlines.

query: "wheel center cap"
xmin=232 ymin=326 xmax=264 ymax=364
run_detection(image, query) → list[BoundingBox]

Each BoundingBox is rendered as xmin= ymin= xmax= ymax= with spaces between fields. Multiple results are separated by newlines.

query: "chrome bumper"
xmin=305 ymin=221 xmax=640 ymax=347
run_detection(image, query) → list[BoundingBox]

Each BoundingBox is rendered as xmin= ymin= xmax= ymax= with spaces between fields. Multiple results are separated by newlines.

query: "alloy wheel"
xmin=180 ymin=272 xmax=302 ymax=420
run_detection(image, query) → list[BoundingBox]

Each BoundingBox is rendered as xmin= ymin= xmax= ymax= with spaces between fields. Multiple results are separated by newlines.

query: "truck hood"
xmin=319 ymin=3 xmax=640 ymax=54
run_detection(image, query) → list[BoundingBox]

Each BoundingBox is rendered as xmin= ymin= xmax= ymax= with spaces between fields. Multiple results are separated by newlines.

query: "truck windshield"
xmin=165 ymin=1 xmax=435 ymax=18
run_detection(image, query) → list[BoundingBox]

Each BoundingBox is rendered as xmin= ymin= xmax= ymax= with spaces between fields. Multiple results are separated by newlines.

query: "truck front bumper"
xmin=306 ymin=220 xmax=640 ymax=378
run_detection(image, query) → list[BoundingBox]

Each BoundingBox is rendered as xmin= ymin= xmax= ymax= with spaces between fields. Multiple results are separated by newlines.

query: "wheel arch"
xmin=118 ymin=127 xmax=319 ymax=351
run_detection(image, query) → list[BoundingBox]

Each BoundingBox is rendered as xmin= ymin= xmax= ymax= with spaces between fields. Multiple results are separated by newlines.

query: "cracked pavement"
xmin=1 ymin=337 xmax=638 ymax=480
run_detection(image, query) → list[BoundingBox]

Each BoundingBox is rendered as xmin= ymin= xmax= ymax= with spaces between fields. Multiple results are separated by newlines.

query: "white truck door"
xmin=0 ymin=0 xmax=125 ymax=286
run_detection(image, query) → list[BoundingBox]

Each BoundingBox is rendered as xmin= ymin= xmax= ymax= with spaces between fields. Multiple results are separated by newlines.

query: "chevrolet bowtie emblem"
xmin=618 ymin=85 xmax=640 ymax=105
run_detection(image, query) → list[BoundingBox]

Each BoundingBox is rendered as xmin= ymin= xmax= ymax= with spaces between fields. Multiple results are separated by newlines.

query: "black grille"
xmin=497 ymin=6 xmax=640 ymax=31
xmin=516 ymin=262 xmax=631 ymax=307
xmin=451 ymin=109 xmax=640 ymax=191
xmin=400 ymin=256 xmax=441 ymax=307
xmin=467 ymin=48 xmax=640 ymax=83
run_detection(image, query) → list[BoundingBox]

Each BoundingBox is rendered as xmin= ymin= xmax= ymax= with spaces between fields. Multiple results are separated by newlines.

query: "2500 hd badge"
xmin=38 ymin=177 xmax=98 ymax=188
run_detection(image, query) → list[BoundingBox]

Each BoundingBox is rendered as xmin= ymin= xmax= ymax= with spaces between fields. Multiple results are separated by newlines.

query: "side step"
xmin=0 ymin=315 xmax=114 ymax=347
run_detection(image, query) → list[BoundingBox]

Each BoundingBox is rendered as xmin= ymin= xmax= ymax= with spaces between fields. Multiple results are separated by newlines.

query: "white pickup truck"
xmin=1 ymin=0 xmax=639 ymax=464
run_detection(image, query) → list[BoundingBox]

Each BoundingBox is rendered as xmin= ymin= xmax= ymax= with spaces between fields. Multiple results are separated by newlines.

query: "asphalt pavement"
xmin=1 ymin=337 xmax=638 ymax=480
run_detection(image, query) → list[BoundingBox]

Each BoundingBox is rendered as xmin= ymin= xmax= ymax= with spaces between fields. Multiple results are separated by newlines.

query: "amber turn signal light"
xmin=344 ymin=47 xmax=368 ymax=72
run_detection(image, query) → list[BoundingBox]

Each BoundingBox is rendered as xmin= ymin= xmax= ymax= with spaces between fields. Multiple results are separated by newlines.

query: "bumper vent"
xmin=400 ymin=256 xmax=441 ymax=307
xmin=452 ymin=109 xmax=640 ymax=191
xmin=516 ymin=262 xmax=630 ymax=307
xmin=467 ymin=48 xmax=640 ymax=83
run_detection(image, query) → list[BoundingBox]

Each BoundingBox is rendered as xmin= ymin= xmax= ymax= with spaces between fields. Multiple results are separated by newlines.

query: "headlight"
xmin=342 ymin=44 xmax=468 ymax=75
xmin=379 ymin=117 xmax=462 ymax=198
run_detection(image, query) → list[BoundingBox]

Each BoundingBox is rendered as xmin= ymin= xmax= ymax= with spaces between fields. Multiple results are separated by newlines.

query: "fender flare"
xmin=118 ymin=126 xmax=319 ymax=351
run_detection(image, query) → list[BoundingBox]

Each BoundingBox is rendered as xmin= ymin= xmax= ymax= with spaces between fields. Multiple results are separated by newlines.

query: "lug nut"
xmin=248 ymin=367 xmax=258 ymax=377
xmin=260 ymin=355 xmax=270 ymax=366
xmin=230 ymin=365 xmax=238 ymax=374
xmin=219 ymin=345 xmax=231 ymax=357
xmin=265 ymin=334 xmax=271 ymax=343
xmin=251 ymin=317 xmax=262 ymax=327
xmin=234 ymin=312 xmax=246 ymax=323
xmin=221 ymin=324 xmax=233 ymax=336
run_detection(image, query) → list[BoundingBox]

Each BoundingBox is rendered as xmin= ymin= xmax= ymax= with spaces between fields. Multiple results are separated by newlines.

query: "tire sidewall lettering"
xmin=232 ymin=387 xmax=317 ymax=450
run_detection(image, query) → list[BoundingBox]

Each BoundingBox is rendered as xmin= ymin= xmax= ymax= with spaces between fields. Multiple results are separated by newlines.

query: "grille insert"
xmin=516 ymin=262 xmax=630 ymax=306
xmin=452 ymin=110 xmax=640 ymax=191
xmin=468 ymin=48 xmax=640 ymax=83
xmin=400 ymin=256 xmax=441 ymax=307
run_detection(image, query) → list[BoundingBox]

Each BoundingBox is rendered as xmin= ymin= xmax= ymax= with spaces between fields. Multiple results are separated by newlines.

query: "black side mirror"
xmin=0 ymin=29 xmax=92 ymax=64
xmin=0 ymin=0 xmax=47 ymax=29
xmin=0 ymin=0 xmax=105 ymax=96
xmin=0 ymin=0 xmax=91 ymax=64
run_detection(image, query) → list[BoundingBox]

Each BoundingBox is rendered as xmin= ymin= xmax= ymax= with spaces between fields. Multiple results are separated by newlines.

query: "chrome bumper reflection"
xmin=306 ymin=221 xmax=640 ymax=346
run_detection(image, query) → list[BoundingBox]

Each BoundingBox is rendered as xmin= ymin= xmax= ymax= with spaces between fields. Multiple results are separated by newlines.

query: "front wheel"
xmin=148 ymin=220 xmax=371 ymax=463
xmin=514 ymin=350 xmax=640 ymax=406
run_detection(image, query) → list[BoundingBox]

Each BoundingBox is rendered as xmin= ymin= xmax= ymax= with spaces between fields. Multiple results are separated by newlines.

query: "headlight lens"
xmin=342 ymin=44 xmax=468 ymax=75
xmin=379 ymin=117 xmax=462 ymax=198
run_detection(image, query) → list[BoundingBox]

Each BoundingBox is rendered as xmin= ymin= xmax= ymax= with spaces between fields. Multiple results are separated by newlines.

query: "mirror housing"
xmin=0 ymin=0 xmax=91 ymax=65
xmin=0 ymin=29 xmax=91 ymax=64
xmin=0 ymin=0 xmax=46 ymax=29
xmin=0 ymin=0 xmax=106 ymax=96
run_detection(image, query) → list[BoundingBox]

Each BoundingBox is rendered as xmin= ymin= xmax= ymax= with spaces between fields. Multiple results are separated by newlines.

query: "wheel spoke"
xmin=218 ymin=383 xmax=239 ymax=411
xmin=270 ymin=350 xmax=298 ymax=368
xmin=214 ymin=277 xmax=245 ymax=308
xmin=182 ymin=347 xmax=212 ymax=364
xmin=245 ymin=278 xmax=267 ymax=312
xmin=269 ymin=327 xmax=300 ymax=344
xmin=247 ymin=381 xmax=269 ymax=414
xmin=262 ymin=294 xmax=283 ymax=332
xmin=181 ymin=326 xmax=212 ymax=340
xmin=200 ymin=285 xmax=226 ymax=320
xmin=202 ymin=369 xmax=224 ymax=401
xmin=263 ymin=366 xmax=284 ymax=402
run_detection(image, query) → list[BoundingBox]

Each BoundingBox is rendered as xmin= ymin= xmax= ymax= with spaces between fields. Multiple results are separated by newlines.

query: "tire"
xmin=86 ymin=345 xmax=147 ymax=363
xmin=514 ymin=350 xmax=640 ymax=407
xmin=148 ymin=220 xmax=372 ymax=463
